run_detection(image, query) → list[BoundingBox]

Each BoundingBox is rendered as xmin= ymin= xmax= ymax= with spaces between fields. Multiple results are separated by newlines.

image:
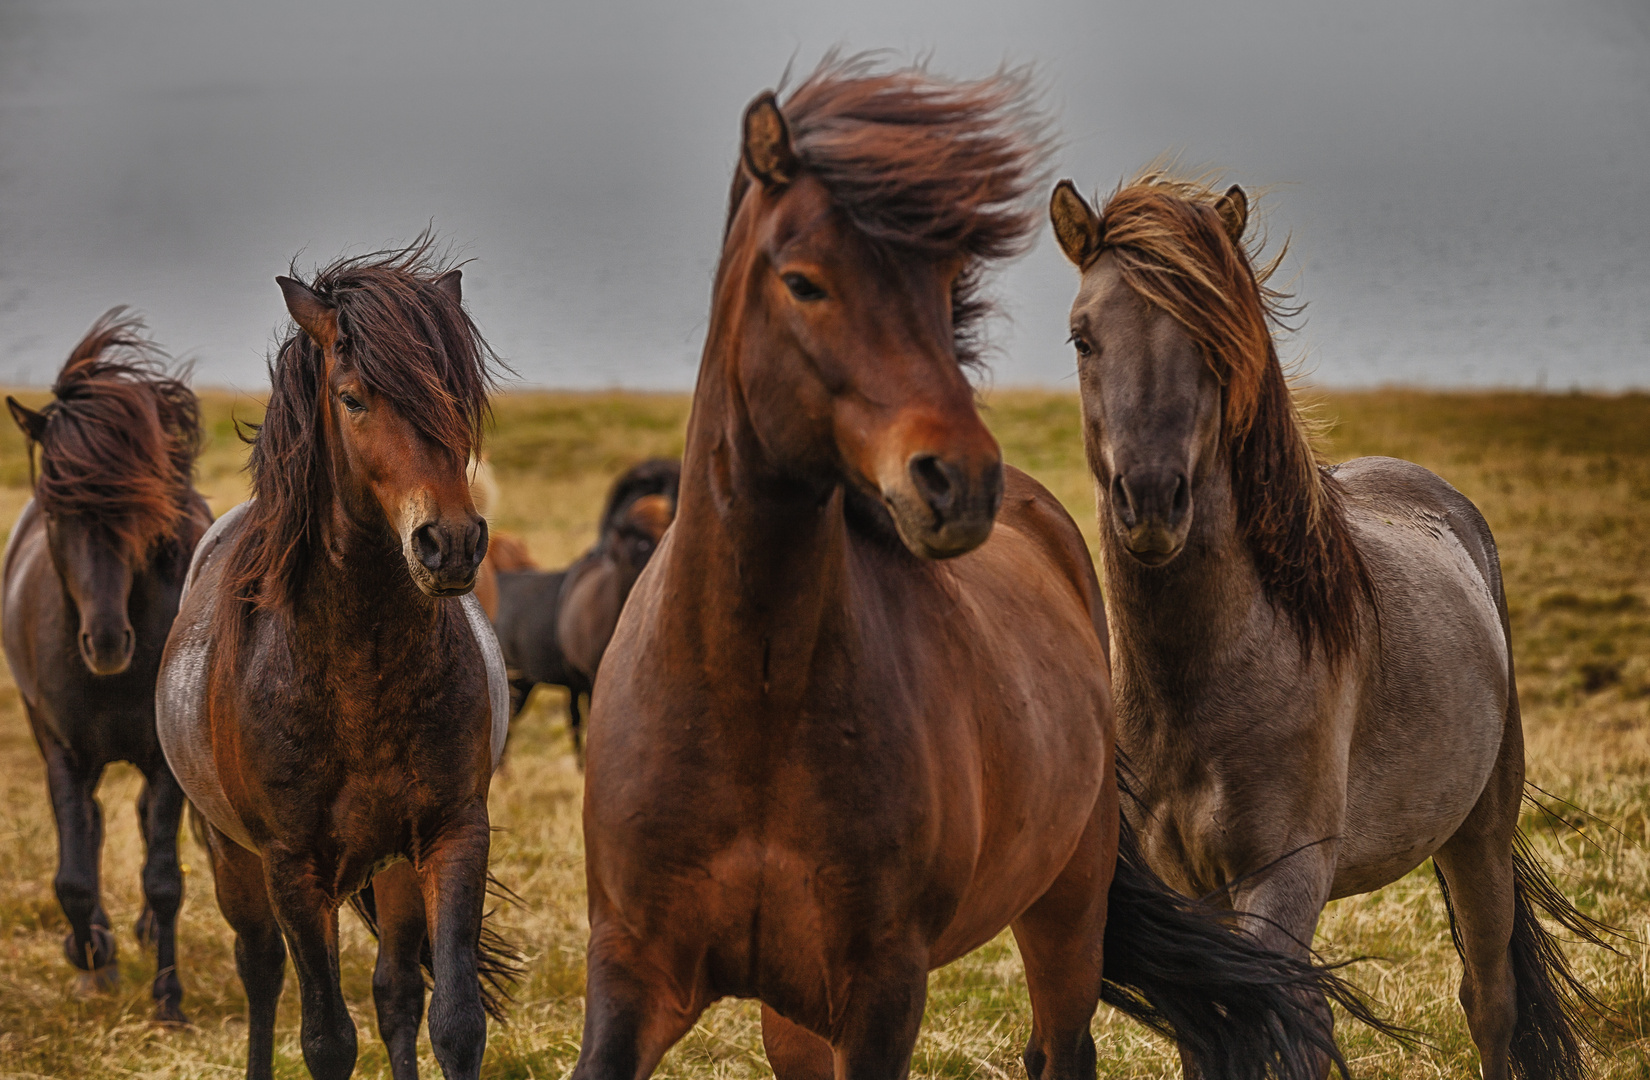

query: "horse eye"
xmin=340 ymin=393 xmax=365 ymax=414
xmin=1070 ymin=334 xmax=1094 ymax=358
xmin=782 ymin=273 xmax=827 ymax=302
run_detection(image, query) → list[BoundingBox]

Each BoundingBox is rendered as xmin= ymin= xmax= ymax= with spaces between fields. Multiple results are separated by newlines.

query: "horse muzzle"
xmin=881 ymin=452 xmax=1004 ymax=560
xmin=1110 ymin=467 xmax=1191 ymax=566
xmin=78 ymin=618 xmax=135 ymax=676
xmin=406 ymin=514 xmax=489 ymax=597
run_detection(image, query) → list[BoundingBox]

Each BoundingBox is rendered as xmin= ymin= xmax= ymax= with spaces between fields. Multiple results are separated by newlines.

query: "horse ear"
xmin=6 ymin=396 xmax=45 ymax=442
xmin=1050 ymin=180 xmax=1102 ymax=268
xmin=742 ymin=91 xmax=798 ymax=189
xmin=277 ymin=275 xmax=338 ymax=351
xmin=1215 ymin=184 xmax=1248 ymax=245
xmin=435 ymin=268 xmax=463 ymax=305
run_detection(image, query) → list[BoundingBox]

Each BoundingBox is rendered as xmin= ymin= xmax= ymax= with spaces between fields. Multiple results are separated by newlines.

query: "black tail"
xmin=1100 ymin=816 xmax=1403 ymax=1080
xmin=1433 ymin=829 xmax=1617 ymax=1080
xmin=349 ymin=873 xmax=524 ymax=1022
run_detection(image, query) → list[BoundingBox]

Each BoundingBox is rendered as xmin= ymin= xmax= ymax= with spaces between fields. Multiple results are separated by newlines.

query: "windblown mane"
xmin=226 ymin=236 xmax=497 ymax=612
xmin=1097 ymin=170 xmax=1373 ymax=661
xmin=24 ymin=308 xmax=201 ymax=562
xmin=724 ymin=53 xmax=1052 ymax=368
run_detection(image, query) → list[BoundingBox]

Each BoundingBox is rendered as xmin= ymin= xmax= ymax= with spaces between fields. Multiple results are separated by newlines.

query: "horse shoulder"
xmin=1 ymin=500 xmax=49 ymax=706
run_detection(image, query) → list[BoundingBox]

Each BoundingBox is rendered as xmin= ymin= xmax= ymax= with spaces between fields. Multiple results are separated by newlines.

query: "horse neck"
xmin=287 ymin=502 xmax=440 ymax=661
xmin=660 ymin=348 xmax=857 ymax=702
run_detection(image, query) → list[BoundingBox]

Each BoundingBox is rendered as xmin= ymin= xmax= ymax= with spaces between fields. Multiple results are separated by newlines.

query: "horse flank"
xmin=723 ymin=52 xmax=1052 ymax=369
xmin=1095 ymin=170 xmax=1373 ymax=661
xmin=21 ymin=308 xmax=202 ymax=564
xmin=223 ymin=235 xmax=498 ymax=615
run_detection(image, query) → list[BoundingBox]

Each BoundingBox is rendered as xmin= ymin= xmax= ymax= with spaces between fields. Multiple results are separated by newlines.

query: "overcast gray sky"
xmin=0 ymin=0 xmax=1646 ymax=390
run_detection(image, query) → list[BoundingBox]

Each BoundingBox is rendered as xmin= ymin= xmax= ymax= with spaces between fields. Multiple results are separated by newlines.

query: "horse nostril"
xmin=1111 ymin=474 xmax=1138 ymax=527
xmin=412 ymin=524 xmax=445 ymax=571
xmin=1171 ymin=474 xmax=1190 ymax=521
xmin=909 ymin=454 xmax=957 ymax=514
xmin=471 ymin=517 xmax=489 ymax=567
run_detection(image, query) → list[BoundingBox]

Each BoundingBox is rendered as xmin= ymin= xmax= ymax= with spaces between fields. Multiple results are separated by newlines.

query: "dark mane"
xmin=25 ymin=308 xmax=202 ymax=562
xmin=226 ymin=235 xmax=498 ymax=611
xmin=595 ymin=458 xmax=680 ymax=551
xmin=1097 ymin=170 xmax=1374 ymax=662
xmin=725 ymin=53 xmax=1052 ymax=368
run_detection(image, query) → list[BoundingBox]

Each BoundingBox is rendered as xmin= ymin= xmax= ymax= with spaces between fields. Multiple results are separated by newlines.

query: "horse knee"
xmin=428 ymin=994 xmax=487 ymax=1077
xmin=300 ymin=1019 xmax=358 ymax=1080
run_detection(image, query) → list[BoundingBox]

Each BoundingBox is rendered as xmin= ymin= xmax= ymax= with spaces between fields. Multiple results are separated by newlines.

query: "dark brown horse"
xmin=493 ymin=459 xmax=678 ymax=753
xmin=1050 ymin=170 xmax=1612 ymax=1080
xmin=575 ymin=58 xmax=1383 ymax=1080
xmin=1 ymin=310 xmax=209 ymax=1023
xmin=156 ymin=243 xmax=514 ymax=1080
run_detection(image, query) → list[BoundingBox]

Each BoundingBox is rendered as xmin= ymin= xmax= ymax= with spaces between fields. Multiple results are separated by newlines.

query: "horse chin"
xmin=1120 ymin=528 xmax=1187 ymax=568
xmin=79 ymin=645 xmax=134 ymax=678
xmin=406 ymin=562 xmax=479 ymax=599
xmin=885 ymin=497 xmax=994 ymax=560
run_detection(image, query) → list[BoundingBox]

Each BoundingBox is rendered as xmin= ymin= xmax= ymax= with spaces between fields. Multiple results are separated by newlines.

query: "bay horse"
xmin=156 ymin=243 xmax=514 ymax=1080
xmin=575 ymin=58 xmax=1386 ymax=1080
xmin=1 ymin=309 xmax=209 ymax=1022
xmin=1050 ymin=171 xmax=1612 ymax=1080
xmin=493 ymin=458 xmax=678 ymax=752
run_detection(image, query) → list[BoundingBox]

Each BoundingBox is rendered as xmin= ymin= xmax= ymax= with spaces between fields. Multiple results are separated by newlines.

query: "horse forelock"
xmin=229 ymin=235 xmax=499 ymax=612
xmin=1097 ymin=170 xmax=1373 ymax=662
xmin=723 ymin=53 xmax=1053 ymax=370
xmin=30 ymin=308 xmax=201 ymax=562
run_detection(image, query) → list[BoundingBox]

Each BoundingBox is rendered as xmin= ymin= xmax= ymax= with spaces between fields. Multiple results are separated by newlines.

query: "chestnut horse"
xmin=1051 ymin=171 xmax=1611 ymax=1080
xmin=575 ymin=59 xmax=1383 ymax=1080
xmin=1 ymin=310 xmax=209 ymax=1022
xmin=156 ymin=244 xmax=513 ymax=1080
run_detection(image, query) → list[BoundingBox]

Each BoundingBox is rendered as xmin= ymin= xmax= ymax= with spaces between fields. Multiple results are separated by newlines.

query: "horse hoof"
xmin=74 ymin=964 xmax=121 ymax=997
xmin=63 ymin=925 xmax=117 ymax=971
xmin=152 ymin=1001 xmax=190 ymax=1027
xmin=135 ymin=906 xmax=159 ymax=949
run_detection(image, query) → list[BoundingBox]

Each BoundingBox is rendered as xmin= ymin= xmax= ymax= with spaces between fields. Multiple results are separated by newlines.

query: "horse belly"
xmin=1332 ymin=519 xmax=1511 ymax=896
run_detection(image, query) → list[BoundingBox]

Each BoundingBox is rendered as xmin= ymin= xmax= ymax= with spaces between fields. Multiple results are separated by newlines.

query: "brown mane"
xmin=24 ymin=308 xmax=202 ymax=563
xmin=725 ymin=53 xmax=1051 ymax=368
xmin=225 ymin=235 xmax=498 ymax=612
xmin=1096 ymin=170 xmax=1373 ymax=661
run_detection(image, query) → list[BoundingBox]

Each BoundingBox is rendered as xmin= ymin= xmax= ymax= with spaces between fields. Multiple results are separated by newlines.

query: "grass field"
xmin=0 ymin=388 xmax=1647 ymax=1080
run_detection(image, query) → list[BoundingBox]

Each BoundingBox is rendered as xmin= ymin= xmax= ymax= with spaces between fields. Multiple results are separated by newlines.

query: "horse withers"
xmin=156 ymin=244 xmax=515 ymax=1080
xmin=575 ymin=59 xmax=1385 ymax=1080
xmin=1051 ymin=171 xmax=1612 ymax=1080
xmin=1 ymin=310 xmax=210 ymax=1022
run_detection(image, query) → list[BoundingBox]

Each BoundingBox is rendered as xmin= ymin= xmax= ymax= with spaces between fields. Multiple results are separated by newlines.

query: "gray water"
xmin=0 ymin=0 xmax=1645 ymax=392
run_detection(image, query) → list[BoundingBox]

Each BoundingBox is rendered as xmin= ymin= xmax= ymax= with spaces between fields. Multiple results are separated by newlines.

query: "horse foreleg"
xmin=204 ymin=825 xmax=286 ymax=1080
xmin=761 ymin=1005 xmax=834 ymax=1080
xmin=136 ymin=764 xmax=188 ymax=1023
xmin=369 ymin=861 xmax=430 ymax=1080
xmin=418 ymin=802 xmax=492 ymax=1080
xmin=40 ymin=735 xmax=116 ymax=991
xmin=1226 ymin=846 xmax=1338 ymax=1080
xmin=819 ymin=953 xmax=930 ymax=1080
xmin=265 ymin=849 xmax=357 ymax=1080
xmin=571 ymin=920 xmax=704 ymax=1080
xmin=1011 ymin=796 xmax=1114 ymax=1080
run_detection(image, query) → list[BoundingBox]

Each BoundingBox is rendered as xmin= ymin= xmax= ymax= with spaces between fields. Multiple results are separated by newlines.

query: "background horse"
xmin=156 ymin=244 xmax=515 ymax=1080
xmin=493 ymin=458 xmax=678 ymax=753
xmin=1050 ymin=171 xmax=1612 ymax=1080
xmin=1 ymin=310 xmax=209 ymax=1023
xmin=575 ymin=58 xmax=1384 ymax=1080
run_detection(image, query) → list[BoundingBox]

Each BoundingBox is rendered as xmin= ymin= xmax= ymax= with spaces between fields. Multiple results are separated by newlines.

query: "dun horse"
xmin=576 ymin=59 xmax=1386 ymax=1080
xmin=1050 ymin=172 xmax=1611 ymax=1080
xmin=156 ymin=244 xmax=514 ymax=1080
xmin=2 ymin=310 xmax=209 ymax=1023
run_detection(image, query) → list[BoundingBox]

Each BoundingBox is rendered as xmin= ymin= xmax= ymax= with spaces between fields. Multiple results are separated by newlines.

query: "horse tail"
xmin=1100 ymin=815 xmax=1401 ymax=1080
xmin=349 ymin=872 xmax=524 ymax=1022
xmin=1433 ymin=827 xmax=1615 ymax=1080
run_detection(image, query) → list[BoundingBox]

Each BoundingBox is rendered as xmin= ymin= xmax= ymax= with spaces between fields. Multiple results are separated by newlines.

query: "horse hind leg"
xmin=136 ymin=766 xmax=188 ymax=1023
xmin=41 ymin=739 xmax=117 ymax=993
xmin=202 ymin=819 xmax=287 ymax=1080
xmin=1433 ymin=722 xmax=1599 ymax=1080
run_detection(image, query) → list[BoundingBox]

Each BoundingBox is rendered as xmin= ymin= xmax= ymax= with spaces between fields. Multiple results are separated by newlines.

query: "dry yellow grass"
xmin=0 ymin=388 xmax=1645 ymax=1079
